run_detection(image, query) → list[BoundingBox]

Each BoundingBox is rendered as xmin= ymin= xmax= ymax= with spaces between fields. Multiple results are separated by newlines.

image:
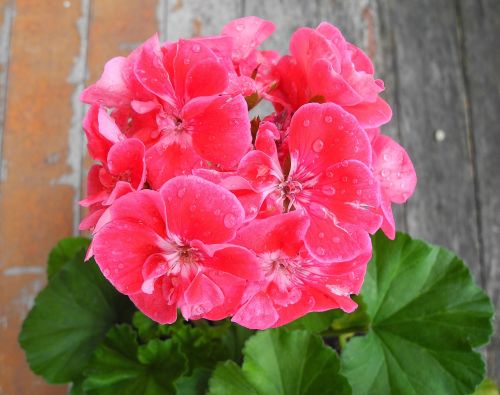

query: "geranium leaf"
xmin=209 ymin=328 xmax=351 ymax=395
xmin=341 ymin=232 xmax=494 ymax=395
xmin=19 ymin=251 xmax=134 ymax=383
xmin=47 ymin=236 xmax=90 ymax=280
xmin=174 ymin=368 xmax=212 ymax=395
xmin=83 ymin=324 xmax=187 ymax=395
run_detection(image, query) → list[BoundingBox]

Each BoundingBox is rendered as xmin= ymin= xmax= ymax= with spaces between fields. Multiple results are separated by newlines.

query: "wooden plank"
xmin=385 ymin=0 xmax=481 ymax=277
xmin=0 ymin=1 xmax=88 ymax=393
xmin=166 ymin=0 xmax=242 ymax=41
xmin=459 ymin=0 xmax=500 ymax=381
xmin=244 ymin=0 xmax=406 ymax=229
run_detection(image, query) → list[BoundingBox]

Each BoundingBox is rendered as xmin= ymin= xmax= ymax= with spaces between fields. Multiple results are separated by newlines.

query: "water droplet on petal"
xmin=324 ymin=115 xmax=333 ymax=123
xmin=318 ymin=232 xmax=325 ymax=239
xmin=103 ymin=269 xmax=110 ymax=276
xmin=177 ymin=187 xmax=187 ymax=198
xmin=316 ymin=247 xmax=326 ymax=256
xmin=341 ymin=160 xmax=348 ymax=167
xmin=312 ymin=139 xmax=324 ymax=153
xmin=356 ymin=189 xmax=362 ymax=196
xmin=381 ymin=169 xmax=389 ymax=178
xmin=192 ymin=44 xmax=201 ymax=53
xmin=352 ymin=178 xmax=358 ymax=184
xmin=332 ymin=236 xmax=341 ymax=243
xmin=342 ymin=176 xmax=348 ymax=183
xmin=223 ymin=213 xmax=237 ymax=228
xmin=214 ymin=208 xmax=221 ymax=216
xmin=322 ymin=185 xmax=336 ymax=196
xmin=183 ymin=58 xmax=191 ymax=65
xmin=303 ymin=119 xmax=311 ymax=127
xmin=236 ymin=23 xmax=245 ymax=31
xmin=189 ymin=204 xmax=197 ymax=212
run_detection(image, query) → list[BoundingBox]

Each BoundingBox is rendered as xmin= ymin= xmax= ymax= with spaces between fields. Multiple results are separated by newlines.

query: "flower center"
xmin=155 ymin=111 xmax=192 ymax=149
xmin=277 ymin=178 xmax=303 ymax=210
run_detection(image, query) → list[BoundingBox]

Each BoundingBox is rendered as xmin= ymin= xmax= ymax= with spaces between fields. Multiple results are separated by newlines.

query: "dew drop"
xmin=214 ymin=208 xmax=221 ymax=216
xmin=352 ymin=178 xmax=358 ymax=185
xmin=324 ymin=115 xmax=333 ymax=123
xmin=341 ymin=160 xmax=348 ymax=167
xmin=118 ymin=263 xmax=124 ymax=269
xmin=236 ymin=23 xmax=245 ymax=31
xmin=316 ymin=247 xmax=326 ymax=256
xmin=356 ymin=189 xmax=362 ymax=196
xmin=318 ymin=232 xmax=325 ymax=239
xmin=332 ymin=236 xmax=341 ymax=243
xmin=223 ymin=213 xmax=237 ymax=228
xmin=342 ymin=176 xmax=348 ymax=183
xmin=189 ymin=204 xmax=197 ymax=212
xmin=183 ymin=58 xmax=191 ymax=65
xmin=192 ymin=44 xmax=201 ymax=53
xmin=381 ymin=169 xmax=389 ymax=178
xmin=177 ymin=187 xmax=187 ymax=198
xmin=303 ymin=119 xmax=311 ymax=127
xmin=322 ymin=185 xmax=336 ymax=196
xmin=103 ymin=269 xmax=110 ymax=276
xmin=312 ymin=139 xmax=324 ymax=153
xmin=383 ymin=153 xmax=390 ymax=161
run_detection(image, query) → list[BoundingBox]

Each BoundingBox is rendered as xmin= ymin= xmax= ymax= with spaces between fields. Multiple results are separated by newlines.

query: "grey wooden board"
xmin=165 ymin=0 xmax=243 ymax=40
xmin=459 ymin=0 xmax=500 ymax=380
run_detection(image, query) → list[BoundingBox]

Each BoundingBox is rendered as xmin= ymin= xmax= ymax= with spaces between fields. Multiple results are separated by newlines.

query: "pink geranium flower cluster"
xmin=80 ymin=17 xmax=416 ymax=329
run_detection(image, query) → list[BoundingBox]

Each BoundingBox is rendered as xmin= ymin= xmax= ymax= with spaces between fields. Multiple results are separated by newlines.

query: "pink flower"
xmin=232 ymin=211 xmax=369 ymax=329
xmin=90 ymin=175 xmax=261 ymax=323
xmin=82 ymin=34 xmax=252 ymax=190
xmin=270 ymin=22 xmax=392 ymax=128
xmin=222 ymin=16 xmax=280 ymax=100
xmin=371 ymin=132 xmax=416 ymax=238
xmin=79 ymin=106 xmax=146 ymax=230
xmin=238 ymin=102 xmax=381 ymax=263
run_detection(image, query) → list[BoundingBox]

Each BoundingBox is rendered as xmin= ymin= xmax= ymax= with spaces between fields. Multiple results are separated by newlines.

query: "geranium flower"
xmin=238 ymin=102 xmax=381 ymax=263
xmin=270 ymin=22 xmax=392 ymax=128
xmin=90 ymin=176 xmax=261 ymax=323
xmin=79 ymin=106 xmax=146 ymax=230
xmin=82 ymin=34 xmax=252 ymax=189
xmin=371 ymin=132 xmax=416 ymax=238
xmin=222 ymin=16 xmax=280 ymax=100
xmin=232 ymin=211 xmax=369 ymax=329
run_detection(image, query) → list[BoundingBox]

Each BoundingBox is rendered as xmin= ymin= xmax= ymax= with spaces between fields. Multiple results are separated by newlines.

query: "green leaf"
xmin=219 ymin=323 xmax=255 ymax=364
xmin=83 ymin=324 xmax=187 ymax=395
xmin=209 ymin=361 xmax=258 ymax=395
xmin=473 ymin=379 xmax=499 ymax=395
xmin=285 ymin=310 xmax=340 ymax=333
xmin=47 ymin=236 xmax=90 ymax=280
xmin=174 ymin=368 xmax=212 ymax=395
xmin=19 ymin=251 xmax=133 ymax=383
xmin=209 ymin=328 xmax=351 ymax=395
xmin=341 ymin=232 xmax=494 ymax=395
xmin=133 ymin=311 xmax=161 ymax=343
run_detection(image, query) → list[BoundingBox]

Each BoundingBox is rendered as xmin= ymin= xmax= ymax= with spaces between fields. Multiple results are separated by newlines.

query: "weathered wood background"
xmin=0 ymin=0 xmax=498 ymax=392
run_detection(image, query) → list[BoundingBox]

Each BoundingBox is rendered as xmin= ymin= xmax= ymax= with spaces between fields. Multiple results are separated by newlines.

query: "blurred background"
xmin=0 ymin=0 xmax=498 ymax=393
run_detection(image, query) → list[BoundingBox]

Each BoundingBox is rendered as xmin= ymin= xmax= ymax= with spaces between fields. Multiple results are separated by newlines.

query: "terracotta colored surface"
xmin=0 ymin=0 xmax=159 ymax=393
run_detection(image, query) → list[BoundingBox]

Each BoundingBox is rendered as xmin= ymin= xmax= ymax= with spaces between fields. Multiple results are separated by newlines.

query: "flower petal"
xmin=232 ymin=292 xmax=279 ymax=329
xmin=181 ymin=273 xmax=224 ymax=320
xmin=160 ymin=175 xmax=245 ymax=244
xmin=288 ymin=102 xmax=372 ymax=170
xmin=130 ymin=277 xmax=177 ymax=324
xmin=93 ymin=220 xmax=167 ymax=294
xmin=184 ymin=94 xmax=251 ymax=168
xmin=344 ymin=96 xmax=392 ymax=128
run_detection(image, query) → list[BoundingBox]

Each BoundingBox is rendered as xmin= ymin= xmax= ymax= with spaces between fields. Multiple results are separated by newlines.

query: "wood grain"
xmin=459 ymin=0 xmax=500 ymax=381
xmin=166 ymin=0 xmax=242 ymax=40
xmin=0 ymin=1 xmax=86 ymax=393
